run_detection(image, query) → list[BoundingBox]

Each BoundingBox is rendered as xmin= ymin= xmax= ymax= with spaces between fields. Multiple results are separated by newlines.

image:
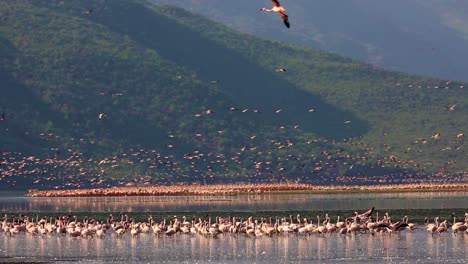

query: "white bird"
xmin=276 ymin=68 xmax=287 ymax=72
xmin=260 ymin=0 xmax=290 ymax=28
xmin=451 ymin=213 xmax=467 ymax=235
xmin=447 ymin=104 xmax=457 ymax=111
xmin=82 ymin=9 xmax=93 ymax=15
xmin=98 ymin=113 xmax=106 ymax=120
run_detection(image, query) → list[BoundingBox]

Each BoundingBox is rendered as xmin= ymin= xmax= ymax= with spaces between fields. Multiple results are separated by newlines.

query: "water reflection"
xmin=1 ymin=191 xmax=467 ymax=212
xmin=0 ymin=231 xmax=467 ymax=263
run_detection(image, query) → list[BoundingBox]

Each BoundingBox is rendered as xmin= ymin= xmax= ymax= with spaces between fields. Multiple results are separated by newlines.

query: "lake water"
xmin=0 ymin=191 xmax=467 ymax=263
xmin=0 ymin=191 xmax=467 ymax=212
xmin=0 ymin=230 xmax=467 ymax=263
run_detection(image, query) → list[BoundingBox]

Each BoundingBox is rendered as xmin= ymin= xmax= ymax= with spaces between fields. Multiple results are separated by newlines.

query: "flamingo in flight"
xmin=82 ymin=9 xmax=93 ymax=15
xmin=260 ymin=0 xmax=290 ymax=28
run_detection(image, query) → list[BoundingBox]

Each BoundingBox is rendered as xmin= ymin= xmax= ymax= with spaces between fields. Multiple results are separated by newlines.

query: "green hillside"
xmin=151 ymin=0 xmax=468 ymax=82
xmin=0 ymin=0 xmax=466 ymax=189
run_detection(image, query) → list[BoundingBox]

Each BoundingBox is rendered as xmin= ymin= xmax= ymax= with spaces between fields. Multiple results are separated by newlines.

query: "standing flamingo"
xmin=451 ymin=213 xmax=467 ymax=235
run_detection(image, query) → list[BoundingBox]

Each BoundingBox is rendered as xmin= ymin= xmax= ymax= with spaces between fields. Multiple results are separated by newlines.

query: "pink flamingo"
xmin=260 ymin=0 xmax=290 ymax=28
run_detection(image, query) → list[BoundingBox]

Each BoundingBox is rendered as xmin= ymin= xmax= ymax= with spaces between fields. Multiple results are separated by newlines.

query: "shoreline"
xmin=26 ymin=183 xmax=468 ymax=197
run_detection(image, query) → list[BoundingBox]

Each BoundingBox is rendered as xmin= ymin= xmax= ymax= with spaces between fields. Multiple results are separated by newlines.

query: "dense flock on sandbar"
xmin=2 ymin=209 xmax=468 ymax=239
xmin=26 ymin=183 xmax=468 ymax=197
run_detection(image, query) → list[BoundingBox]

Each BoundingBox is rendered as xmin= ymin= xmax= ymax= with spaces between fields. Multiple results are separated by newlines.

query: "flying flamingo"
xmin=260 ymin=0 xmax=290 ymax=28
xmin=82 ymin=9 xmax=93 ymax=15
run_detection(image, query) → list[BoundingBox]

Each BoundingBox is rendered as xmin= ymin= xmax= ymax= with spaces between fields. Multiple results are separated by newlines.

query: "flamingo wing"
xmin=271 ymin=0 xmax=281 ymax=7
xmin=279 ymin=11 xmax=290 ymax=28
xmin=376 ymin=223 xmax=389 ymax=228
xmin=360 ymin=207 xmax=374 ymax=217
xmin=395 ymin=222 xmax=408 ymax=230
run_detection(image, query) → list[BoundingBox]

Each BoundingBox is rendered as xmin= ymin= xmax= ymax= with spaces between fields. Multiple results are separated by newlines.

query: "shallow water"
xmin=0 ymin=192 xmax=467 ymax=263
xmin=0 ymin=230 xmax=467 ymax=263
xmin=1 ymin=191 xmax=467 ymax=212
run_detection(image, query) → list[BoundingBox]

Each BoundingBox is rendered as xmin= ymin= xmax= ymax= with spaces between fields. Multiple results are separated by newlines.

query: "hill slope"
xmin=0 ymin=0 xmax=466 ymax=189
xmin=150 ymin=0 xmax=468 ymax=82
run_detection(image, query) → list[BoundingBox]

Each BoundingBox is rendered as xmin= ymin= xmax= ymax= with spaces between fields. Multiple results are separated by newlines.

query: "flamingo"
xmin=435 ymin=220 xmax=449 ymax=236
xmin=130 ymin=221 xmax=140 ymax=237
xmin=263 ymin=218 xmax=277 ymax=236
xmin=317 ymin=215 xmax=327 ymax=236
xmin=115 ymin=227 xmax=125 ymax=237
xmin=82 ymin=9 xmax=93 ymax=15
xmin=447 ymin=104 xmax=457 ymax=111
xmin=218 ymin=217 xmax=230 ymax=233
xmin=260 ymin=0 xmax=290 ymax=28
xmin=336 ymin=216 xmax=346 ymax=229
xmin=403 ymin=216 xmax=417 ymax=232
xmin=377 ymin=221 xmax=408 ymax=236
xmin=426 ymin=217 xmax=439 ymax=236
xmin=95 ymin=222 xmax=106 ymax=238
xmin=325 ymin=214 xmax=337 ymax=234
xmin=254 ymin=220 xmax=263 ymax=237
xmin=298 ymin=218 xmax=310 ymax=235
xmin=350 ymin=207 xmax=374 ymax=223
xmin=339 ymin=220 xmax=349 ymax=235
xmin=348 ymin=216 xmax=362 ymax=235
xmin=366 ymin=216 xmax=379 ymax=235
xmin=451 ymin=213 xmax=467 ymax=236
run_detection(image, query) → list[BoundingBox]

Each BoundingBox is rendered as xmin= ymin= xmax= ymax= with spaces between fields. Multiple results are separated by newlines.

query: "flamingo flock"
xmin=2 ymin=210 xmax=467 ymax=239
xmin=26 ymin=183 xmax=468 ymax=197
xmin=0 ymin=1 xmax=465 ymax=191
xmin=0 ymin=0 xmax=468 ymax=202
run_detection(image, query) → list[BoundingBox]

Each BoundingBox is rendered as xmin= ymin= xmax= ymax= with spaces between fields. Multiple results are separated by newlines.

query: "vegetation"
xmin=0 ymin=0 xmax=466 ymax=189
xmin=150 ymin=0 xmax=468 ymax=82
